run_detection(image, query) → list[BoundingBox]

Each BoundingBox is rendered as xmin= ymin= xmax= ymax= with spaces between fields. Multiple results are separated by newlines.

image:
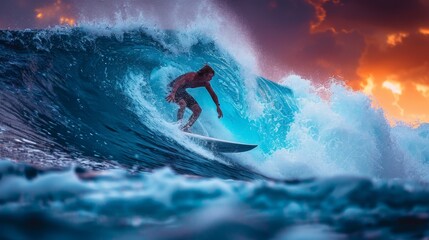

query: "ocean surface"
xmin=1 ymin=25 xmax=429 ymax=240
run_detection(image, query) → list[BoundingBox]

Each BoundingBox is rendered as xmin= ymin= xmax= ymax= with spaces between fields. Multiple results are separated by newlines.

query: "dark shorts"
xmin=175 ymin=88 xmax=198 ymax=108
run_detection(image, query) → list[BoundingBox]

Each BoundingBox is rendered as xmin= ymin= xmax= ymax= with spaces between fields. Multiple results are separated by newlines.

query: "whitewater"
xmin=1 ymin=3 xmax=429 ymax=239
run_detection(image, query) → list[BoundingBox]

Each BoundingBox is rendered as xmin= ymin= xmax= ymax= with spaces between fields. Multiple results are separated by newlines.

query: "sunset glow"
xmin=386 ymin=33 xmax=408 ymax=46
xmin=416 ymin=84 xmax=429 ymax=98
xmin=34 ymin=0 xmax=75 ymax=26
xmin=382 ymin=80 xmax=403 ymax=95
xmin=302 ymin=0 xmax=429 ymax=125
xmin=419 ymin=28 xmax=429 ymax=35
xmin=59 ymin=17 xmax=75 ymax=26
xmin=361 ymin=76 xmax=375 ymax=96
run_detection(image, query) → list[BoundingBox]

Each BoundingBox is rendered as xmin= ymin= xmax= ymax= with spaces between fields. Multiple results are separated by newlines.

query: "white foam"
xmin=75 ymin=0 xmax=258 ymax=68
xmin=248 ymin=75 xmax=429 ymax=180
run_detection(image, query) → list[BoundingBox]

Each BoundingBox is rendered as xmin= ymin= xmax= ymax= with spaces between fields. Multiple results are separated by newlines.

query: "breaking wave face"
xmin=0 ymin=24 xmax=297 ymax=180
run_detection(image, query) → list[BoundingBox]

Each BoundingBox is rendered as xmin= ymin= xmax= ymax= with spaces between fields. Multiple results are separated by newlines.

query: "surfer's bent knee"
xmin=192 ymin=104 xmax=202 ymax=116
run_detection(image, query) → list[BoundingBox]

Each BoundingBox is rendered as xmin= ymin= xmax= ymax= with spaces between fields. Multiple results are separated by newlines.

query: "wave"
xmin=0 ymin=27 xmax=295 ymax=180
xmin=0 ymin=25 xmax=428 ymax=181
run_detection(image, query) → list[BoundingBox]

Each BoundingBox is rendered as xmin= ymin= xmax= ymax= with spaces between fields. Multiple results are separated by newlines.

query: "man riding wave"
xmin=166 ymin=65 xmax=223 ymax=132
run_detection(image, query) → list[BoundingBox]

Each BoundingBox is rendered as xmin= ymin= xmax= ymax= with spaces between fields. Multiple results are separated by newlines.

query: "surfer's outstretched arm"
xmin=205 ymin=83 xmax=223 ymax=118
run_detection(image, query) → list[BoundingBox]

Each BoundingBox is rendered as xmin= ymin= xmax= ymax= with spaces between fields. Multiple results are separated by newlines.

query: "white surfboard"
xmin=184 ymin=132 xmax=257 ymax=153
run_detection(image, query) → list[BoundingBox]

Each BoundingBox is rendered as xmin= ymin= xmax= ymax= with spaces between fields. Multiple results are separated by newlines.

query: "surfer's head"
xmin=197 ymin=64 xmax=215 ymax=82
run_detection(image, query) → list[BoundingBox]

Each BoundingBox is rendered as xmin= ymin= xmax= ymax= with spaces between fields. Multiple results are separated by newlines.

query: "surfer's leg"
xmin=183 ymin=104 xmax=201 ymax=131
xmin=180 ymin=91 xmax=199 ymax=131
xmin=177 ymin=99 xmax=186 ymax=121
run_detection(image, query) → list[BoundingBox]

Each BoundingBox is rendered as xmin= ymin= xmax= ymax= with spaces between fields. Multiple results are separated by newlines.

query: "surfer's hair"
xmin=197 ymin=65 xmax=215 ymax=76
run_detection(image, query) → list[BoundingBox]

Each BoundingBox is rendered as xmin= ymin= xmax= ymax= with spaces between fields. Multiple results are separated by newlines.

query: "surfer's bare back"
xmin=166 ymin=65 xmax=223 ymax=132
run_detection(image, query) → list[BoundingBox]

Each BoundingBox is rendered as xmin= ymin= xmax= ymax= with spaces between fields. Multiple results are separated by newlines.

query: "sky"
xmin=1 ymin=0 xmax=429 ymax=125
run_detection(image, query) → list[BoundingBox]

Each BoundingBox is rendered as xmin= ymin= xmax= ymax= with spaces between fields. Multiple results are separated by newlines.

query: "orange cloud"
xmin=307 ymin=0 xmax=328 ymax=32
xmin=59 ymin=16 xmax=75 ymax=26
xmin=420 ymin=28 xmax=429 ymax=35
xmin=386 ymin=32 xmax=409 ymax=46
xmin=416 ymin=83 xmax=429 ymax=98
xmin=359 ymin=77 xmax=429 ymax=125
xmin=34 ymin=0 xmax=75 ymax=26
xmin=380 ymin=79 xmax=404 ymax=115
xmin=307 ymin=0 xmax=340 ymax=33
xmin=382 ymin=79 xmax=403 ymax=95
xmin=361 ymin=76 xmax=375 ymax=95
xmin=316 ymin=0 xmax=429 ymax=125
xmin=220 ymin=0 xmax=429 ymax=125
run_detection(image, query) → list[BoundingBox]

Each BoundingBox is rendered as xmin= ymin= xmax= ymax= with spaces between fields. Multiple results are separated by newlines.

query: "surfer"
xmin=166 ymin=65 xmax=223 ymax=132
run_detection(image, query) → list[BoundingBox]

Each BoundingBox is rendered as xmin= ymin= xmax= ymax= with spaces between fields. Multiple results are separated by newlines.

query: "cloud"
xmin=219 ymin=0 xmax=429 ymax=123
xmin=34 ymin=0 xmax=76 ymax=27
xmin=0 ymin=0 xmax=77 ymax=28
xmin=0 ymin=0 xmax=42 ymax=28
xmin=358 ymin=34 xmax=429 ymax=85
xmin=318 ymin=0 xmax=429 ymax=33
xmin=218 ymin=0 xmax=365 ymax=82
xmin=313 ymin=0 xmax=429 ymax=122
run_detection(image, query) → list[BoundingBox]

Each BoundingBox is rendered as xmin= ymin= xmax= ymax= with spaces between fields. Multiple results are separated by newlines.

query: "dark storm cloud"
xmin=0 ymin=0 xmax=43 ymax=28
xmin=217 ymin=0 xmax=429 ymax=84
xmin=318 ymin=0 xmax=429 ymax=33
xmin=0 ymin=0 xmax=76 ymax=29
xmin=312 ymin=0 xmax=429 ymax=85
xmin=217 ymin=0 xmax=365 ymax=82
xmin=218 ymin=0 xmax=314 ymax=46
xmin=360 ymin=33 xmax=429 ymax=84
